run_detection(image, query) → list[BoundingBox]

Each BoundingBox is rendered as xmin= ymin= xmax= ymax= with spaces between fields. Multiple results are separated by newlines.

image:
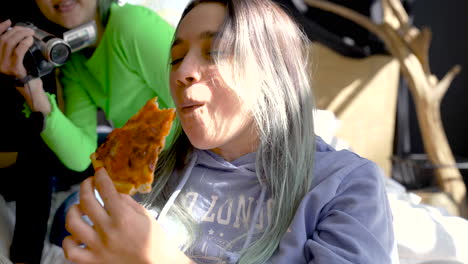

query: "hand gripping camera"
xmin=15 ymin=21 xmax=97 ymax=78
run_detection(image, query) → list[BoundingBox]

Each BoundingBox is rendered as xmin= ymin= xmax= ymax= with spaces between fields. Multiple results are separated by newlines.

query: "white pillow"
xmin=313 ymin=109 xmax=351 ymax=150
xmin=385 ymin=178 xmax=468 ymax=264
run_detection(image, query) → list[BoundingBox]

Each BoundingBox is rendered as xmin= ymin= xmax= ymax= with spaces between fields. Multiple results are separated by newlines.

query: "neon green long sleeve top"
xmin=40 ymin=3 xmax=175 ymax=172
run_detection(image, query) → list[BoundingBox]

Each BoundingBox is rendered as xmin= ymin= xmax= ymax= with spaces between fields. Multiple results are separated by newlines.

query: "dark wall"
xmin=408 ymin=0 xmax=468 ymax=159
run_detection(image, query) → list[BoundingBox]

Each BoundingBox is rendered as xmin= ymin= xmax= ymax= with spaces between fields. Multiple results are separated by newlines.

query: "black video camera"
xmin=14 ymin=21 xmax=97 ymax=78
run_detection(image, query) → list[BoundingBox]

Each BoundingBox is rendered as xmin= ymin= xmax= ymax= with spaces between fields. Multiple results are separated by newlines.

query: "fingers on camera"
xmin=15 ymin=37 xmax=34 ymax=61
xmin=0 ymin=19 xmax=12 ymax=34
xmin=1 ymin=27 xmax=34 ymax=58
xmin=0 ymin=23 xmax=34 ymax=77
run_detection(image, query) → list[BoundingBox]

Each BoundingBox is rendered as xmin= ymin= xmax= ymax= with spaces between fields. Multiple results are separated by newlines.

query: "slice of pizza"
xmin=90 ymin=97 xmax=176 ymax=195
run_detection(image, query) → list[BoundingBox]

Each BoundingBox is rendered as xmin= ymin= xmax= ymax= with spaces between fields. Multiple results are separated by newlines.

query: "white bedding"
xmin=386 ymin=178 xmax=468 ymax=264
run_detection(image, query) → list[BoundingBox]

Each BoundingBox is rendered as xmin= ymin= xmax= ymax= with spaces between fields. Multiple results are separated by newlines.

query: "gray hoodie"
xmin=158 ymin=137 xmax=397 ymax=264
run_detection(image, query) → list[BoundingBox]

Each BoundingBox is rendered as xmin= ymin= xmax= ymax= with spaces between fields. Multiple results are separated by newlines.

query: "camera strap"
xmin=14 ymin=75 xmax=38 ymax=112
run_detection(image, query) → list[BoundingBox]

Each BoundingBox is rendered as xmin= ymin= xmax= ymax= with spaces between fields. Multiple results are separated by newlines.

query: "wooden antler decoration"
xmin=304 ymin=0 xmax=466 ymax=212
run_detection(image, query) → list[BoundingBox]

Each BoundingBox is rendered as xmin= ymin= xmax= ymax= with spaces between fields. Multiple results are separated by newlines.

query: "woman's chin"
xmin=55 ymin=19 xmax=79 ymax=29
xmin=186 ymin=134 xmax=216 ymax=151
xmin=55 ymin=13 xmax=90 ymax=29
xmin=188 ymin=140 xmax=213 ymax=150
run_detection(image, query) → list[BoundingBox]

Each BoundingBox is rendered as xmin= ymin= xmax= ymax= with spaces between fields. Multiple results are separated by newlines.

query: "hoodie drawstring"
xmin=157 ymin=152 xmax=198 ymax=222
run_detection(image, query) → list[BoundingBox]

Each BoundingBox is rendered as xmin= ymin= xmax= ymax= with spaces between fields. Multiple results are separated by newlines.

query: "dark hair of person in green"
xmin=98 ymin=0 xmax=118 ymax=26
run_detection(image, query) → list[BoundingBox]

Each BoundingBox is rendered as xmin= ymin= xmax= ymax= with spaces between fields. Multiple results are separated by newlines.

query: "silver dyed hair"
xmin=143 ymin=0 xmax=316 ymax=263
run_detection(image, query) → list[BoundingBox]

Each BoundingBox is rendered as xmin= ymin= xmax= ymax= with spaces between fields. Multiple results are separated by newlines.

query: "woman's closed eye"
xmin=171 ymin=51 xmax=222 ymax=66
xmin=171 ymin=57 xmax=184 ymax=66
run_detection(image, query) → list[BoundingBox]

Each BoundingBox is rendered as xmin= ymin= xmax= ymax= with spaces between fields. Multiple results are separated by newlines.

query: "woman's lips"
xmin=180 ymin=104 xmax=204 ymax=114
xmin=55 ymin=0 xmax=76 ymax=13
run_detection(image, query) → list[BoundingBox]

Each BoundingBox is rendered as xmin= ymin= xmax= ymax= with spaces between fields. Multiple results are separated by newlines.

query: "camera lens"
xmin=50 ymin=44 xmax=70 ymax=65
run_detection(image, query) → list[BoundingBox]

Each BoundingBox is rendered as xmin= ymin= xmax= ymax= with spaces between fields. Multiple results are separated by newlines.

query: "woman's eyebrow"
xmin=171 ymin=31 xmax=219 ymax=49
xmin=199 ymin=31 xmax=219 ymax=40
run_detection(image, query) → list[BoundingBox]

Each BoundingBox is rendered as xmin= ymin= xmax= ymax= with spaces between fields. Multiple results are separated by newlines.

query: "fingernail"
xmin=84 ymin=177 xmax=93 ymax=184
xmin=95 ymin=167 xmax=106 ymax=179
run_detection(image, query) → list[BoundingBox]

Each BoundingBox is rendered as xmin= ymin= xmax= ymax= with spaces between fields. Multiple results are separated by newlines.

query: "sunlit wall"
xmin=121 ymin=0 xmax=192 ymax=27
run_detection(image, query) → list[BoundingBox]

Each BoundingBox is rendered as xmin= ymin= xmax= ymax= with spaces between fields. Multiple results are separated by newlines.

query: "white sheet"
xmin=386 ymin=178 xmax=468 ymax=264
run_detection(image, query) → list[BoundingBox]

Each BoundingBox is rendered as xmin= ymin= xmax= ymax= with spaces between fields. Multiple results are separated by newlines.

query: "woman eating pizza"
xmin=63 ymin=0 xmax=397 ymax=263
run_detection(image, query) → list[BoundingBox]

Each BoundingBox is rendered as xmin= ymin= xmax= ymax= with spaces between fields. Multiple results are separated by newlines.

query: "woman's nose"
xmin=176 ymin=54 xmax=202 ymax=87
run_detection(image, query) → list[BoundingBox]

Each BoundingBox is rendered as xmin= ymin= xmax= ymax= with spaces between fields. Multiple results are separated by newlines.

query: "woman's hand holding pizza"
xmin=63 ymin=168 xmax=194 ymax=264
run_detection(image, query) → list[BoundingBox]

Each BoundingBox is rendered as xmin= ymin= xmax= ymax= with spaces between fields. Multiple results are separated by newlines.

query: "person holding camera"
xmin=0 ymin=0 xmax=175 ymax=263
